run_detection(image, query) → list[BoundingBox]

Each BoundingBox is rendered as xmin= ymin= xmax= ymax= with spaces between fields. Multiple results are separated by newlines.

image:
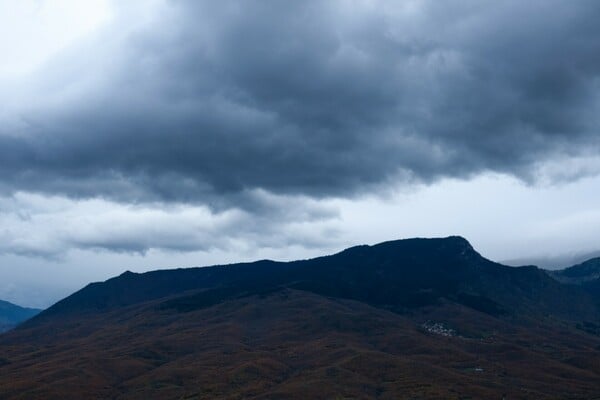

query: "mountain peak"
xmin=365 ymin=236 xmax=478 ymax=260
xmin=379 ymin=235 xmax=473 ymax=250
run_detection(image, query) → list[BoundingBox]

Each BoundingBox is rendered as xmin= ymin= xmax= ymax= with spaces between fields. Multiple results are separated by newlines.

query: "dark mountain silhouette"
xmin=2 ymin=237 xmax=600 ymax=399
xmin=32 ymin=237 xmax=599 ymax=322
xmin=546 ymin=258 xmax=600 ymax=335
xmin=0 ymin=300 xmax=40 ymax=333
xmin=549 ymin=257 xmax=600 ymax=284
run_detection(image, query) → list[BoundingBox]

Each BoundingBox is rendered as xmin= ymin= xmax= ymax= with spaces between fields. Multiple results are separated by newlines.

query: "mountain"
xmin=546 ymin=257 xmax=600 ymax=336
xmin=0 ymin=300 xmax=41 ymax=333
xmin=549 ymin=257 xmax=600 ymax=284
xmin=1 ymin=237 xmax=600 ymax=399
xmin=31 ymin=236 xmax=600 ymax=321
xmin=503 ymin=250 xmax=600 ymax=269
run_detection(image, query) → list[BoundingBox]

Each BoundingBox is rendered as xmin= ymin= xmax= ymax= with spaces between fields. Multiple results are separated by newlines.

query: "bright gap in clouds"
xmin=334 ymin=173 xmax=600 ymax=264
xmin=0 ymin=0 xmax=112 ymax=78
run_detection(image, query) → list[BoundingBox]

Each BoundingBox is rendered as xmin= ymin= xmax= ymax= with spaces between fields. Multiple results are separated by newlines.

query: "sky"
xmin=1 ymin=0 xmax=600 ymax=308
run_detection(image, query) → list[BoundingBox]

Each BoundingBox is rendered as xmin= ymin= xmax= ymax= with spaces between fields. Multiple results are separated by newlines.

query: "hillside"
xmin=2 ymin=237 xmax=600 ymax=399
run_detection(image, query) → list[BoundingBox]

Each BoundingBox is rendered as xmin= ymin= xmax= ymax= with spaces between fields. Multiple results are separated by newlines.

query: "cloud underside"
xmin=0 ymin=191 xmax=340 ymax=258
xmin=1 ymin=0 xmax=598 ymax=206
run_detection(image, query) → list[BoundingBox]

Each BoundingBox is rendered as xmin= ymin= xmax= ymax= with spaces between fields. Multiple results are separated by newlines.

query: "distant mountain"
xmin=2 ymin=237 xmax=600 ymax=399
xmin=547 ymin=257 xmax=600 ymax=310
xmin=504 ymin=249 xmax=600 ymax=269
xmin=549 ymin=257 xmax=600 ymax=283
xmin=0 ymin=300 xmax=40 ymax=333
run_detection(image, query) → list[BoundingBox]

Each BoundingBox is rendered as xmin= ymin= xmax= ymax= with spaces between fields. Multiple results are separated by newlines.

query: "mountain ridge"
xmin=26 ymin=236 xmax=600 ymax=326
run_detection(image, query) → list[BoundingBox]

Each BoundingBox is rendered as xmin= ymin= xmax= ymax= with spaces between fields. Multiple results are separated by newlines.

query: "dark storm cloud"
xmin=2 ymin=0 xmax=600 ymax=206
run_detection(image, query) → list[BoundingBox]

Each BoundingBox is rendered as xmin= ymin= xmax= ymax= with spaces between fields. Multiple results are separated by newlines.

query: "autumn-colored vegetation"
xmin=1 ymin=237 xmax=600 ymax=399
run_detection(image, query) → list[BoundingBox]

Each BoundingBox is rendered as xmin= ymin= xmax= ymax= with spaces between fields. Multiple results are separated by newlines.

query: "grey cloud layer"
xmin=0 ymin=191 xmax=340 ymax=257
xmin=2 ymin=0 xmax=600 ymax=205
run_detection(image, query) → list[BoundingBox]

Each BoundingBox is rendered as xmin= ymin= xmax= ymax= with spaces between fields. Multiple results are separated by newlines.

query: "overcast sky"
xmin=1 ymin=0 xmax=600 ymax=308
